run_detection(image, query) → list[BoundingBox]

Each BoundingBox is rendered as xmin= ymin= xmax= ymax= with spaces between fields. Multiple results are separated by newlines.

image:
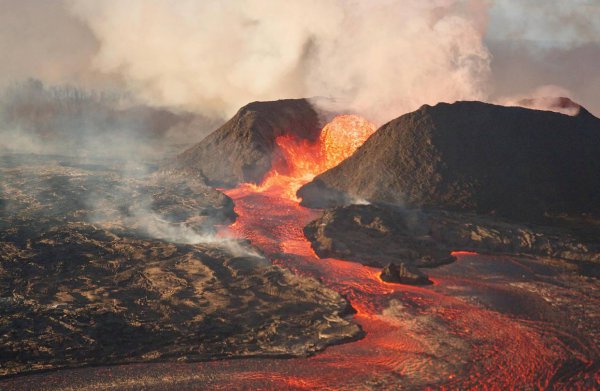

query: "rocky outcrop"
xmin=380 ymin=263 xmax=432 ymax=285
xmin=298 ymin=101 xmax=600 ymax=222
xmin=305 ymin=204 xmax=600 ymax=274
xmin=167 ymin=99 xmax=321 ymax=186
xmin=304 ymin=204 xmax=455 ymax=268
xmin=428 ymin=212 xmax=600 ymax=266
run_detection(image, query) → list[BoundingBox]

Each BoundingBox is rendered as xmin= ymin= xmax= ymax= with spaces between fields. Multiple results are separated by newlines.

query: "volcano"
xmin=298 ymin=100 xmax=600 ymax=222
xmin=167 ymin=99 xmax=322 ymax=186
xmin=2 ymin=100 xmax=600 ymax=389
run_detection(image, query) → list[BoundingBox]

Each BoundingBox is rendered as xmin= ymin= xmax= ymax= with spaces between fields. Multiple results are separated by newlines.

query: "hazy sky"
xmin=1 ymin=0 xmax=598 ymax=121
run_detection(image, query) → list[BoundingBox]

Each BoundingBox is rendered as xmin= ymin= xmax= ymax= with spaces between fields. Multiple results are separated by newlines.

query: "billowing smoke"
xmin=0 ymin=0 xmax=112 ymax=90
xmin=1 ymin=1 xmax=599 ymax=125
xmin=84 ymin=173 xmax=262 ymax=257
xmin=65 ymin=0 xmax=492 ymax=124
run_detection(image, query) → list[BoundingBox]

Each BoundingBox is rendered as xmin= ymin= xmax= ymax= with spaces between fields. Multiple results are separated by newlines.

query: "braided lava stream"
xmin=211 ymin=115 xmax=599 ymax=389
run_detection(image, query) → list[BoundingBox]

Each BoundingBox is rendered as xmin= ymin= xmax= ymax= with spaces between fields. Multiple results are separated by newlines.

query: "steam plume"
xmin=2 ymin=1 xmax=599 ymax=126
xmin=65 ymin=0 xmax=492 ymax=124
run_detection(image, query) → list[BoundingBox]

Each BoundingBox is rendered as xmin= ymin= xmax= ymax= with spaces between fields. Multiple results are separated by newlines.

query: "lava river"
xmin=210 ymin=115 xmax=599 ymax=389
xmin=5 ymin=115 xmax=597 ymax=390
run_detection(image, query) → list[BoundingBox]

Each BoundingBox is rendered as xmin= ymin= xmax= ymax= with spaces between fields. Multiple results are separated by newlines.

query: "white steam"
xmin=498 ymin=85 xmax=581 ymax=116
xmin=66 ymin=0 xmax=492 ymax=124
xmin=126 ymin=204 xmax=262 ymax=258
xmin=84 ymin=172 xmax=262 ymax=258
xmin=2 ymin=1 xmax=600 ymax=121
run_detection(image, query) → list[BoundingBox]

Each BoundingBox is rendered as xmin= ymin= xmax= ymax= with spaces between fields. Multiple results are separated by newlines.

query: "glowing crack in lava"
xmin=215 ymin=115 xmax=598 ymax=389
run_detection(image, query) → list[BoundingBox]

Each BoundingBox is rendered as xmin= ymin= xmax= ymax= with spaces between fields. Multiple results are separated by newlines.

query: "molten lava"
xmin=236 ymin=114 xmax=376 ymax=201
xmin=216 ymin=115 xmax=597 ymax=389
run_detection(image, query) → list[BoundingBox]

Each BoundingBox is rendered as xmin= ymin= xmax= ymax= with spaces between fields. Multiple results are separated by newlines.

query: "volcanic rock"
xmin=304 ymin=204 xmax=600 ymax=274
xmin=0 ymin=154 xmax=363 ymax=377
xmin=166 ymin=99 xmax=321 ymax=186
xmin=380 ymin=263 xmax=432 ymax=285
xmin=304 ymin=204 xmax=455 ymax=268
xmin=298 ymin=101 xmax=600 ymax=222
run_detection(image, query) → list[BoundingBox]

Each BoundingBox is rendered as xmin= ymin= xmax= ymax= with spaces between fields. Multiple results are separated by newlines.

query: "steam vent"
xmin=2 ymin=2 xmax=600 ymax=389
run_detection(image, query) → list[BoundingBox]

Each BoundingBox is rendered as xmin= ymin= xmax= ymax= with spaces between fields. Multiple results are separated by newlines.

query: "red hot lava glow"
xmin=215 ymin=115 xmax=598 ymax=389
xmin=0 ymin=115 xmax=597 ymax=390
xmin=235 ymin=115 xmax=376 ymax=201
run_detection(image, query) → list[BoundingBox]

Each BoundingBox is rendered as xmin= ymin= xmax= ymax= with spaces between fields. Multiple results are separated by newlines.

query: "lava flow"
xmin=213 ymin=115 xmax=597 ymax=389
xmin=227 ymin=114 xmax=377 ymax=202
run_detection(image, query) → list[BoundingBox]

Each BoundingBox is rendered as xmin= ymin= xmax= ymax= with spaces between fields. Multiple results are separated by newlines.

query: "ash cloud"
xmin=2 ymin=1 xmax=599 ymax=124
xmin=64 ymin=0 xmax=492 ymax=125
xmin=63 ymin=0 xmax=600 ymax=123
xmin=0 ymin=0 xmax=112 ymax=90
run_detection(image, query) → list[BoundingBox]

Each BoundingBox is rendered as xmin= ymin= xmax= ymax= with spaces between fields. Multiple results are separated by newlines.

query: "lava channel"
xmin=4 ymin=115 xmax=594 ymax=390
xmin=210 ymin=114 xmax=600 ymax=389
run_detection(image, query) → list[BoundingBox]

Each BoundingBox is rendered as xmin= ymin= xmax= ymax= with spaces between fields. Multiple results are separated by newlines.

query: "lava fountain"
xmin=227 ymin=114 xmax=376 ymax=202
xmin=214 ymin=115 xmax=597 ymax=389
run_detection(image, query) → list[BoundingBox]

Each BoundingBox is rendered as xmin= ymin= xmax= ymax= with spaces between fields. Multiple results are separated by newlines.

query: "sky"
xmin=0 ymin=0 xmax=599 ymax=123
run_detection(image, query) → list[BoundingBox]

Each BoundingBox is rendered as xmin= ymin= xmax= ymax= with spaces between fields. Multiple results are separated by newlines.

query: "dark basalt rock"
xmin=166 ymin=98 xmax=321 ymax=187
xmin=0 ymin=155 xmax=363 ymax=377
xmin=298 ymin=100 xmax=600 ymax=222
xmin=304 ymin=204 xmax=600 ymax=276
xmin=380 ymin=263 xmax=432 ymax=285
xmin=304 ymin=204 xmax=455 ymax=268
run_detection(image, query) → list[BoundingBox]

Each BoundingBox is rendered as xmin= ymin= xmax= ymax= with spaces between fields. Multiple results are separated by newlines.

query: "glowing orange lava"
xmin=450 ymin=250 xmax=479 ymax=256
xmin=215 ymin=115 xmax=597 ymax=389
xmin=0 ymin=116 xmax=597 ymax=390
xmin=236 ymin=114 xmax=376 ymax=201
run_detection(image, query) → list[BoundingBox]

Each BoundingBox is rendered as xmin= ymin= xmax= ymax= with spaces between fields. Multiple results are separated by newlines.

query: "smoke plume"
xmin=1 ymin=1 xmax=599 ymax=128
xmin=65 ymin=0 xmax=492 ymax=124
